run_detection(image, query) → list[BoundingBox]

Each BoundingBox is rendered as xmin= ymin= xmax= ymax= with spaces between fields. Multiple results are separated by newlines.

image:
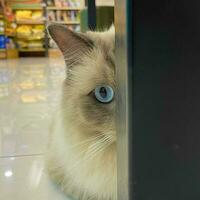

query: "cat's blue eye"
xmin=94 ymin=85 xmax=114 ymax=103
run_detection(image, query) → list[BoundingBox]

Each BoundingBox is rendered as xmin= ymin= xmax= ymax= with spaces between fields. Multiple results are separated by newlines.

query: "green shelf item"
xmin=12 ymin=4 xmax=43 ymax=10
xmin=96 ymin=6 xmax=114 ymax=30
xmin=47 ymin=6 xmax=81 ymax=10
xmin=19 ymin=48 xmax=45 ymax=52
xmin=80 ymin=6 xmax=114 ymax=32
xmin=80 ymin=9 xmax=88 ymax=32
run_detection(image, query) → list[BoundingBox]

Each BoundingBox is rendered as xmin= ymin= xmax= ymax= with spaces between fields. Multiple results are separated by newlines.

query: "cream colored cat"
xmin=47 ymin=24 xmax=116 ymax=200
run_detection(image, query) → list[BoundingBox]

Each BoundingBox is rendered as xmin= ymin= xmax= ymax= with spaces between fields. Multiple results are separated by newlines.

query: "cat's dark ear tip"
xmin=46 ymin=23 xmax=70 ymax=37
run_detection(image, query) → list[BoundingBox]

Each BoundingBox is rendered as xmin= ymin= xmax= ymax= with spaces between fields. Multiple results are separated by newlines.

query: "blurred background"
xmin=0 ymin=0 xmax=114 ymax=58
xmin=0 ymin=0 xmax=114 ymax=200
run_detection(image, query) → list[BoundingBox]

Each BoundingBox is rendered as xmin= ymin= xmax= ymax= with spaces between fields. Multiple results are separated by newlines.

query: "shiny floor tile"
xmin=0 ymin=155 xmax=69 ymax=200
xmin=0 ymin=58 xmax=69 ymax=200
xmin=0 ymin=58 xmax=65 ymax=157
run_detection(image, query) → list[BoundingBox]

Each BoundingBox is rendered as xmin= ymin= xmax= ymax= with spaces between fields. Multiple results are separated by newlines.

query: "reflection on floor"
xmin=0 ymin=58 xmax=70 ymax=200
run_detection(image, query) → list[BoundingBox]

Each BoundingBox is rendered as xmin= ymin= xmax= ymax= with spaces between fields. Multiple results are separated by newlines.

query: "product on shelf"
xmin=16 ymin=25 xmax=44 ymax=40
xmin=16 ymin=25 xmax=31 ymax=38
xmin=0 ymin=25 xmax=4 ymax=33
xmin=17 ymin=40 xmax=28 ymax=48
xmin=31 ymin=11 xmax=43 ymax=20
xmin=32 ymin=25 xmax=45 ymax=39
xmin=56 ymin=10 xmax=61 ymax=21
xmin=1 ymin=4 xmax=18 ymax=58
xmin=48 ymin=11 xmax=55 ymax=21
xmin=51 ymin=0 xmax=81 ymax=7
xmin=16 ymin=10 xmax=43 ymax=21
xmin=17 ymin=41 xmax=43 ymax=49
xmin=6 ymin=37 xmax=16 ymax=49
xmin=8 ymin=0 xmax=46 ymax=54
xmin=0 ymin=35 xmax=6 ymax=49
xmin=28 ymin=40 xmax=43 ymax=48
xmin=47 ymin=10 xmax=80 ymax=22
xmin=3 ymin=5 xmax=15 ymax=22
xmin=5 ymin=22 xmax=17 ymax=36
xmin=0 ymin=19 xmax=5 ymax=33
xmin=16 ymin=10 xmax=32 ymax=20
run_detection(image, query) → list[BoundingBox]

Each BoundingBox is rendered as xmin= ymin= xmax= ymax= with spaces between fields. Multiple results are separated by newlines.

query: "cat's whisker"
xmin=85 ymin=137 xmax=113 ymax=161
xmin=47 ymin=137 xmax=105 ymax=171
xmin=91 ymin=138 xmax=113 ymax=157
xmin=54 ymin=134 xmax=105 ymax=176
xmin=59 ymin=137 xmax=114 ymax=194
xmin=85 ymin=135 xmax=110 ymax=153
xmin=66 ymin=134 xmax=106 ymax=151
xmin=49 ymin=134 xmax=113 ymax=179
xmin=66 ymin=136 xmax=113 ymax=175
xmin=85 ymin=135 xmax=111 ymax=156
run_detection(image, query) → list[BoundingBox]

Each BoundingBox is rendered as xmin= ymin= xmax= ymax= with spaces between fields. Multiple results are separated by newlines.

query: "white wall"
xmin=96 ymin=0 xmax=114 ymax=6
xmin=80 ymin=0 xmax=114 ymax=8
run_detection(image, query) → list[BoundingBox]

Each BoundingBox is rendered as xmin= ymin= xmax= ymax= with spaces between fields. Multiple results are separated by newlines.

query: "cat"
xmin=47 ymin=24 xmax=116 ymax=200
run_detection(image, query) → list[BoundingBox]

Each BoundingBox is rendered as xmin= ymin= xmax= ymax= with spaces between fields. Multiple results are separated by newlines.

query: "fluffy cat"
xmin=47 ymin=24 xmax=116 ymax=200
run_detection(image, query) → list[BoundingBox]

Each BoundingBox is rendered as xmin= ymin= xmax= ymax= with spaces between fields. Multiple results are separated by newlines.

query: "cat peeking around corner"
xmin=47 ymin=24 xmax=116 ymax=200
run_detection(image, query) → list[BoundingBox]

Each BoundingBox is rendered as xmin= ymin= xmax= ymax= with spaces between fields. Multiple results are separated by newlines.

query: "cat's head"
xmin=48 ymin=24 xmax=116 ymax=149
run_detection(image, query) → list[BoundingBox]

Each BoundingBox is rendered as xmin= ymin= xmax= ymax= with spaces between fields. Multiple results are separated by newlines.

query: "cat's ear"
xmin=108 ymin=24 xmax=115 ymax=33
xmin=47 ymin=24 xmax=93 ymax=66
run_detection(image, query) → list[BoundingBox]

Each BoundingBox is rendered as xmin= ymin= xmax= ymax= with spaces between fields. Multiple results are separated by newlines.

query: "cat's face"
xmin=48 ymin=25 xmax=116 ymax=148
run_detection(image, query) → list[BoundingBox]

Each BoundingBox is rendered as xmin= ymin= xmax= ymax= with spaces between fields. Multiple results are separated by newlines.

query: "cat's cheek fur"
xmin=46 ymin=110 xmax=117 ymax=200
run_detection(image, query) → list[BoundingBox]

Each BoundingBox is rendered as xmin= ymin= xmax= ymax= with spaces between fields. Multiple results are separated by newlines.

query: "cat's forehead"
xmin=88 ymin=30 xmax=115 ymax=71
xmin=67 ymin=29 xmax=115 ymax=94
xmin=87 ymin=29 xmax=115 ymax=53
xmin=68 ymin=48 xmax=115 ymax=94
